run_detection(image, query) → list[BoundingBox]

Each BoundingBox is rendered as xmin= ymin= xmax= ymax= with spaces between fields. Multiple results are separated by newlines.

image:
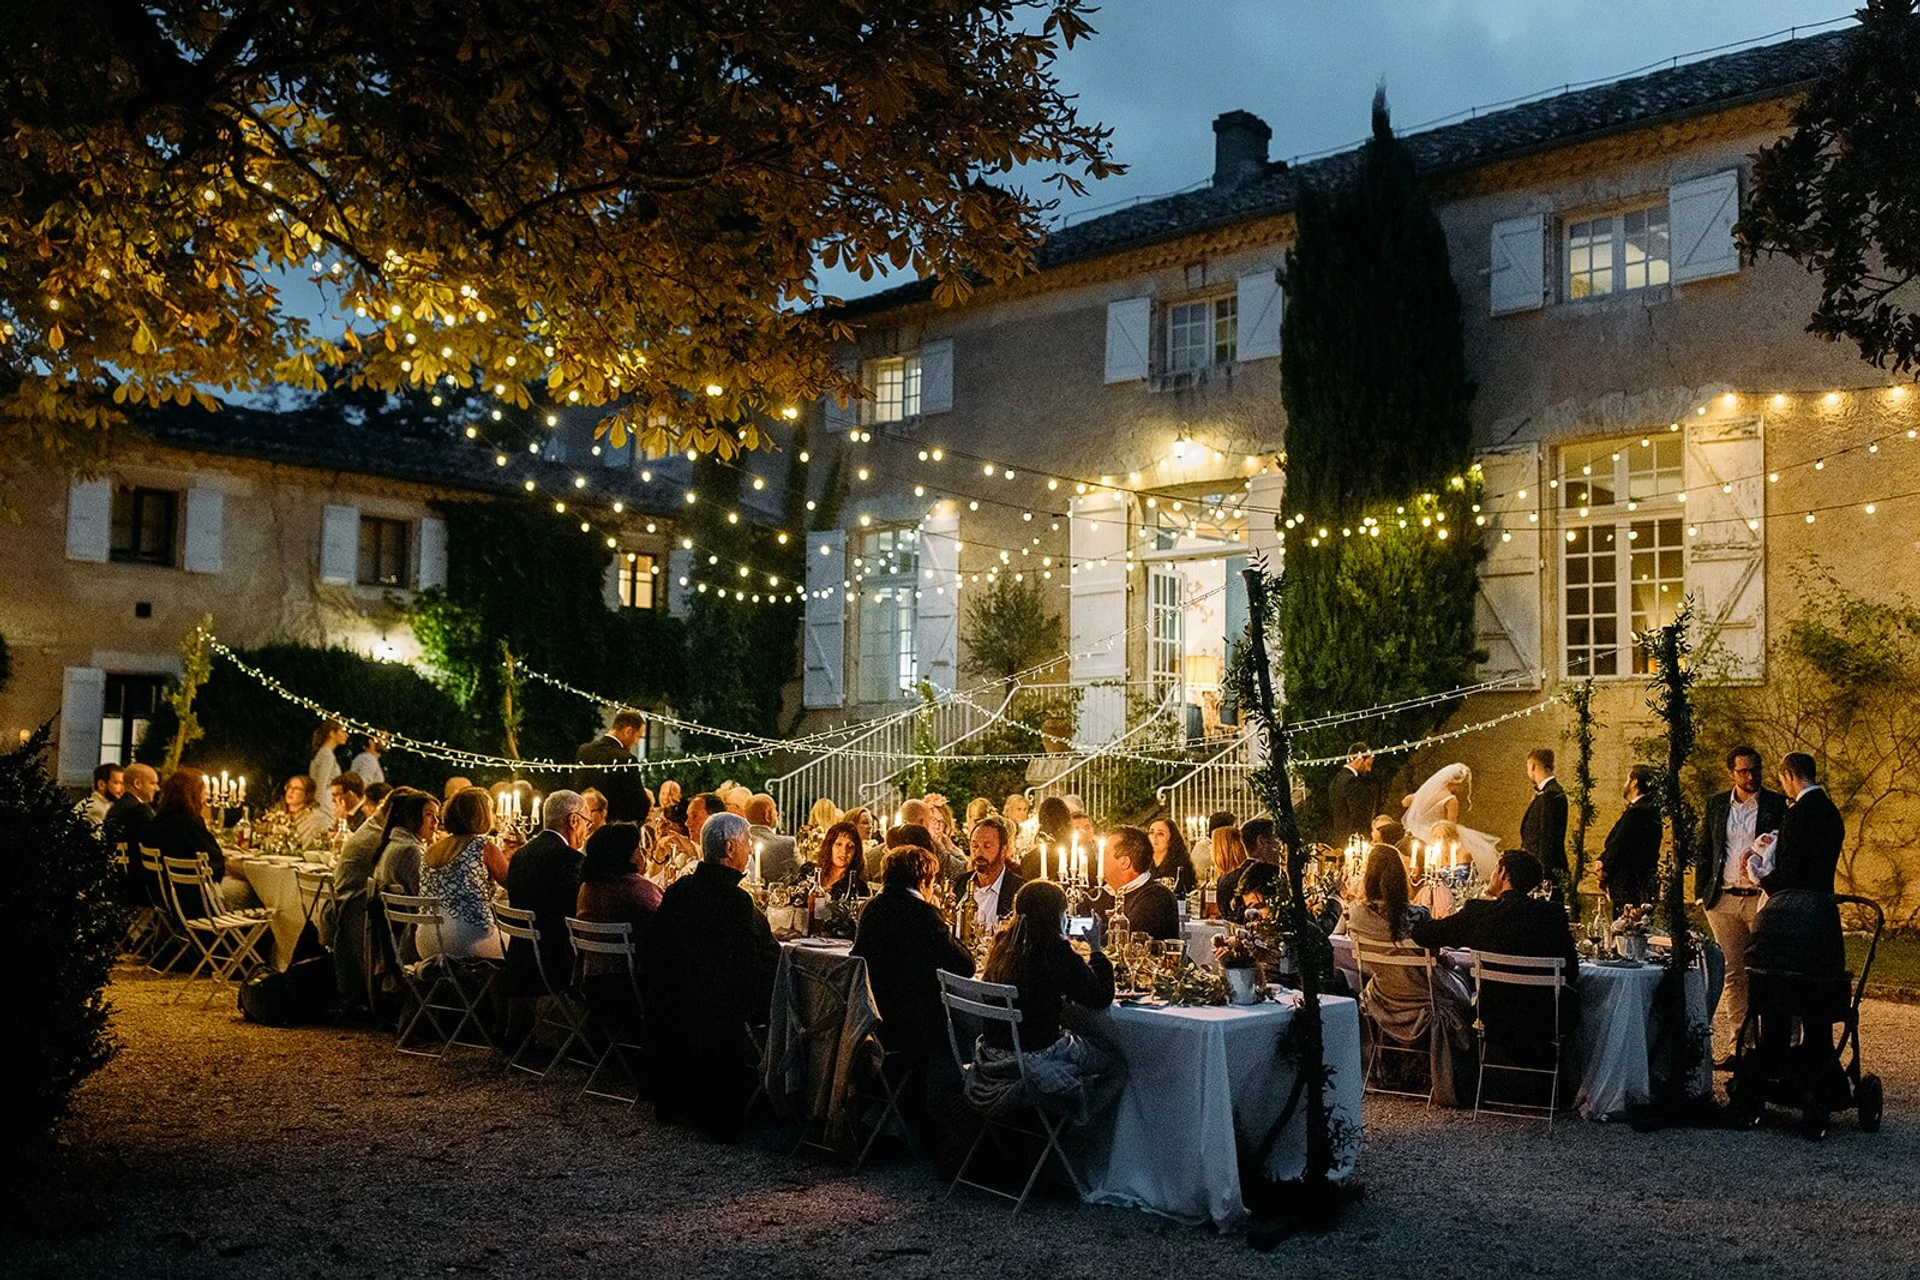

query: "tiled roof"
xmin=844 ymin=27 xmax=1848 ymax=315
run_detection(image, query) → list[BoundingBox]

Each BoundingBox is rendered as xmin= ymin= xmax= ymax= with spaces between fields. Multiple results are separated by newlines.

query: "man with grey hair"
xmin=502 ymin=790 xmax=590 ymax=1002
xmin=645 ymin=809 xmax=778 ymax=1141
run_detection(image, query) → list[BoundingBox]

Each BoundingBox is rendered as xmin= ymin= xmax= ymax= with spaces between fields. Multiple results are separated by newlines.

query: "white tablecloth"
xmin=229 ymin=856 xmax=321 ymax=970
xmin=1573 ymin=959 xmax=1712 ymax=1119
xmin=1075 ymin=994 xmax=1363 ymax=1228
xmin=1181 ymin=919 xmax=1226 ymax=967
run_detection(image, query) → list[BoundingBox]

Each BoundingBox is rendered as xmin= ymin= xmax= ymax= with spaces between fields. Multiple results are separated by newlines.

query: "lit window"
xmin=1566 ymin=205 xmax=1670 ymax=300
xmin=357 ymin=516 xmax=412 ymax=588
xmin=869 ymin=355 xmax=922 ymax=423
xmin=1148 ymin=568 xmax=1184 ymax=695
xmin=1167 ymin=295 xmax=1237 ymax=373
xmin=856 ymin=527 xmax=918 ymax=702
xmin=617 ymin=552 xmax=656 ymax=609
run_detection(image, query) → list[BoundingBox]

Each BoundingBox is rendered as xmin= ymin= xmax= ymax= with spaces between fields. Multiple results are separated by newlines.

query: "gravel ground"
xmin=9 ymin=965 xmax=1920 ymax=1279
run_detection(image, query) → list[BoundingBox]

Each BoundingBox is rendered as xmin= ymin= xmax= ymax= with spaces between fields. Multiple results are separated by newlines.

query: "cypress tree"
xmin=1276 ymin=89 xmax=1484 ymax=813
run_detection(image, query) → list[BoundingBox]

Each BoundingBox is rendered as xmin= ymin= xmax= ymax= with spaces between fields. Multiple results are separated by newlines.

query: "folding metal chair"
xmin=563 ymin=917 xmax=647 ymax=1103
xmin=938 ymin=971 xmax=1088 ymax=1215
xmin=378 ymin=890 xmax=496 ymax=1058
xmin=141 ymin=846 xmax=192 ymax=973
xmin=294 ymin=864 xmax=336 ymax=942
xmin=113 ymin=842 xmax=161 ymax=960
xmin=1469 ymin=951 xmax=1566 ymax=1127
xmin=161 ymin=855 xmax=275 ymax=1007
xmin=1353 ymin=940 xmax=1440 ymax=1105
xmin=853 ymin=1032 xmax=919 ymax=1169
xmin=491 ymin=905 xmax=589 ymax=1080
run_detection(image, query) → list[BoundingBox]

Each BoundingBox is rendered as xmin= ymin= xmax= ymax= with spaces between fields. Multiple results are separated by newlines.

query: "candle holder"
xmin=209 ymin=772 xmax=247 ymax=825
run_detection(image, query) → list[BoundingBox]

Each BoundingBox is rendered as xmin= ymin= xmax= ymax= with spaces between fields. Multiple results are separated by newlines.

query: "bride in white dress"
xmin=1402 ymin=763 xmax=1501 ymax=878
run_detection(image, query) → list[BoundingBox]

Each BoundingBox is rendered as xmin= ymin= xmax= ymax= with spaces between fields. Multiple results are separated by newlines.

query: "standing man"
xmin=1327 ymin=744 xmax=1375 ymax=845
xmin=1753 ymin=752 xmax=1844 ymax=895
xmin=1519 ymin=748 xmax=1570 ymax=902
xmin=1695 ymin=744 xmax=1787 ymax=1065
xmin=574 ymin=709 xmax=648 ymax=822
xmin=1599 ymin=764 xmax=1663 ymax=910
xmin=952 ymin=814 xmax=1024 ymax=948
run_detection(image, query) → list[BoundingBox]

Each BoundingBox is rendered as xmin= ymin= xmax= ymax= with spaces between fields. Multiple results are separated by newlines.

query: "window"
xmin=1565 ymin=204 xmax=1670 ymax=299
xmin=855 ymin=527 xmax=918 ymax=702
xmin=617 ymin=552 xmax=657 ymax=610
xmin=869 ymin=355 xmax=922 ymax=423
xmin=1167 ymin=295 xmax=1237 ymax=373
xmin=358 ymin=516 xmax=412 ymax=588
xmin=109 ymin=487 xmax=177 ymax=565
xmin=99 ymin=674 xmax=166 ymax=767
xmin=1148 ymin=568 xmax=1184 ymax=696
xmin=1560 ymin=434 xmax=1686 ymax=676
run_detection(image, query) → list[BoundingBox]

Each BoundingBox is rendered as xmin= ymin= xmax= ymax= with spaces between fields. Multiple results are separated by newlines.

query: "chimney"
xmin=1212 ymin=110 xmax=1272 ymax=189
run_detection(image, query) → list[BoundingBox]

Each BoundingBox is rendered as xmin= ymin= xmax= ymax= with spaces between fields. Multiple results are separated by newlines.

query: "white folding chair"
xmin=294 ymin=864 xmax=336 ymax=943
xmin=378 ymin=890 xmax=496 ymax=1058
xmin=160 ymin=855 xmax=275 ymax=1007
xmin=562 ymin=916 xmax=647 ymax=1103
xmin=937 ymin=971 xmax=1088 ymax=1215
xmin=113 ymin=842 xmax=161 ymax=960
xmin=490 ymin=904 xmax=588 ymax=1080
xmin=140 ymin=846 xmax=193 ymax=973
xmin=1469 ymin=951 xmax=1566 ymax=1127
xmin=1354 ymin=940 xmax=1440 ymax=1105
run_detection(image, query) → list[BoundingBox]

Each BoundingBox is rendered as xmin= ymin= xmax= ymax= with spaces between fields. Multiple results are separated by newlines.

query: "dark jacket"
xmin=1411 ymin=890 xmax=1579 ymax=1058
xmin=103 ymin=795 xmax=155 ymax=858
xmin=1519 ymin=778 xmax=1570 ymax=875
xmin=950 ymin=864 xmax=1026 ymax=942
xmin=1113 ymin=877 xmax=1180 ymax=941
xmin=502 ymin=829 xmax=585 ymax=996
xmin=1695 ymin=787 xmax=1788 ymax=908
xmin=643 ymin=860 xmax=780 ymax=1140
xmin=985 ymin=936 xmax=1114 ymax=1051
xmin=147 ymin=806 xmax=226 ymax=917
xmin=1599 ymin=794 xmax=1663 ymax=907
xmin=573 ymin=734 xmax=647 ymax=823
xmin=852 ymin=886 xmax=974 ymax=1060
xmin=1761 ymin=787 xmax=1844 ymax=896
xmin=1328 ymin=765 xmax=1374 ymax=843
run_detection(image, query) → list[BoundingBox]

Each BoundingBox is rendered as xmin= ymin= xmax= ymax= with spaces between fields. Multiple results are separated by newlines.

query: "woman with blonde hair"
xmin=806 ymin=797 xmax=840 ymax=834
xmin=417 ymin=787 xmax=504 ymax=960
xmin=964 ymin=796 xmax=994 ymax=828
xmin=1210 ymin=825 xmax=1248 ymax=878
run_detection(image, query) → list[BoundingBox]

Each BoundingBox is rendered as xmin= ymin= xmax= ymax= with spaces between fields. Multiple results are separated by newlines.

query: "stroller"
xmin=1727 ymin=892 xmax=1884 ymax=1140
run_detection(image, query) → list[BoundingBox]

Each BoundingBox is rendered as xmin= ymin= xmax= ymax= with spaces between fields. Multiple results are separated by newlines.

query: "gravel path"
xmin=10 ymin=966 xmax=1920 ymax=1279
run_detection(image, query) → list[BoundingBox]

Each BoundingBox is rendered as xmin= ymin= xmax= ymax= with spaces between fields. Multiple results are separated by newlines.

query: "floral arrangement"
xmin=250 ymin=809 xmax=305 ymax=858
xmin=1611 ymin=902 xmax=1653 ymax=937
xmin=1152 ymin=964 xmax=1232 ymax=1006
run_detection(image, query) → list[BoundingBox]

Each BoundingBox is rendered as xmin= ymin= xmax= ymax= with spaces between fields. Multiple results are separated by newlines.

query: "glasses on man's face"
xmin=1731 ymin=767 xmax=1757 ymax=777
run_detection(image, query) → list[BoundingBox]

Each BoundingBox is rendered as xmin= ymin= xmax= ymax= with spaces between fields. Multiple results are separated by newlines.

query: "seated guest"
xmin=329 ymin=771 xmax=367 ymax=831
xmin=1146 ymin=817 xmax=1197 ymax=896
xmin=1019 ymin=794 xmax=1073 ymax=883
xmin=745 ymin=793 xmax=799 ymax=884
xmin=644 ymin=812 xmax=779 ymax=1142
xmin=1210 ymin=823 xmax=1248 ymax=885
xmin=442 ymin=775 xmax=473 ymax=805
xmin=964 ymin=796 xmax=994 ymax=830
xmin=816 ymin=819 xmax=871 ymax=900
xmin=804 ymin=797 xmax=840 ymax=838
xmin=1096 ymin=826 xmax=1180 ymax=940
xmin=371 ymin=789 xmax=439 ymax=900
xmin=685 ymin=791 xmax=724 ymax=841
xmin=271 ymin=775 xmax=335 ymax=847
xmin=502 ymin=791 xmax=591 ymax=999
xmin=148 ymin=767 xmax=241 ymax=917
xmin=577 ymin=822 xmax=664 ymax=1041
xmin=417 ymin=787 xmax=505 ymax=961
xmin=656 ymin=779 xmax=682 ymax=817
xmin=1347 ymin=845 xmax=1474 ymax=1105
xmin=362 ymin=781 xmax=392 ymax=825
xmin=652 ymin=798 xmax=698 ymax=879
xmin=104 ymin=762 xmax=160 ymax=857
xmin=1222 ymin=817 xmax=1281 ymax=922
xmin=333 ymin=788 xmax=403 ymax=1010
xmin=86 ymin=762 xmax=124 ymax=832
xmin=1411 ymin=851 xmax=1579 ymax=1066
xmin=969 ymin=880 xmax=1121 ymax=1120
xmin=580 ymin=787 xmax=609 ymax=836
xmin=952 ymin=815 xmax=1024 ymax=950
xmin=924 ymin=794 xmax=965 ymax=877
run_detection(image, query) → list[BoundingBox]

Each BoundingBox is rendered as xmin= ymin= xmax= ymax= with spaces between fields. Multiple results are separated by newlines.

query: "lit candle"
xmin=1040 ymin=840 xmax=1049 ymax=882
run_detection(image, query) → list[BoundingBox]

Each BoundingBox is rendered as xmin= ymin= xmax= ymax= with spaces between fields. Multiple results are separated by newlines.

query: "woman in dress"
xmin=416 ymin=787 xmax=504 ymax=960
xmin=1402 ymin=763 xmax=1500 ymax=877
xmin=309 ymin=719 xmax=347 ymax=798
xmin=148 ymin=766 xmax=245 ymax=916
xmin=1146 ymin=817 xmax=1197 ymax=896
xmin=1346 ymin=844 xmax=1473 ymax=1104
xmin=814 ymin=819 xmax=871 ymax=900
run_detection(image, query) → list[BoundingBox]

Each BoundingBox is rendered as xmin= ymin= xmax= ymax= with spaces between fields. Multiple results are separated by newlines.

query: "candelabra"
xmin=209 ymin=771 xmax=247 ymax=823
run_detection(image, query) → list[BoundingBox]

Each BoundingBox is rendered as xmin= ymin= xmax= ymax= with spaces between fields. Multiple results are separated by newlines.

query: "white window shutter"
xmin=1103 ymin=297 xmax=1152 ymax=383
xmin=918 ymin=338 xmax=954 ymax=415
xmin=667 ymin=547 xmax=693 ymax=618
xmin=1236 ymin=270 xmax=1283 ymax=361
xmin=59 ymin=666 xmax=106 ymax=785
xmin=1473 ymin=445 xmax=1543 ymax=688
xmin=319 ymin=504 xmax=359 ymax=585
xmin=1489 ymin=214 xmax=1545 ymax=315
xmin=1245 ymin=466 xmax=1286 ymax=566
xmin=1670 ymin=170 xmax=1741 ymax=283
xmin=1069 ymin=494 xmax=1129 ymax=743
xmin=915 ymin=506 xmax=960 ymax=693
xmin=822 ymin=356 xmax=860 ymax=435
xmin=1684 ymin=419 xmax=1765 ymax=680
xmin=603 ymin=556 xmax=623 ymax=610
xmin=66 ymin=478 xmax=111 ymax=563
xmin=416 ymin=516 xmax=447 ymax=590
xmin=181 ymin=487 xmax=224 ymax=574
xmin=804 ymin=531 xmax=847 ymax=709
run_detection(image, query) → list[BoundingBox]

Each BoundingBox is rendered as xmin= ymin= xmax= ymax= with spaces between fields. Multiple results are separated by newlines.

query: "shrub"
xmin=0 ymin=725 xmax=122 ymax=1154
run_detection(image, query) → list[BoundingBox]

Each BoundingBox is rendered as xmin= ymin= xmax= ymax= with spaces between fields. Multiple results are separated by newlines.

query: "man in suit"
xmin=1519 ymin=747 xmax=1570 ymax=901
xmin=1221 ymin=816 xmax=1279 ymax=923
xmin=744 ymin=793 xmax=799 ymax=884
xmin=1412 ymin=851 xmax=1579 ymax=1068
xmin=1754 ymin=752 xmax=1844 ymax=896
xmin=104 ymin=762 xmax=159 ymax=855
xmin=1326 ymin=744 xmax=1375 ymax=845
xmin=502 ymin=791 xmax=591 ymax=1002
xmin=1599 ymin=764 xmax=1663 ymax=910
xmin=573 ymin=709 xmax=648 ymax=822
xmin=1694 ymin=744 xmax=1788 ymax=1062
xmin=951 ymin=814 xmax=1024 ymax=949
xmin=644 ymin=812 xmax=779 ymax=1142
xmin=1098 ymin=826 xmax=1180 ymax=940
